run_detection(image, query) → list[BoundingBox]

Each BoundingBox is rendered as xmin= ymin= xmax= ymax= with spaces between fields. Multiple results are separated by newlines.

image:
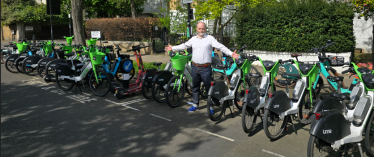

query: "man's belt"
xmin=192 ymin=62 xmax=211 ymax=67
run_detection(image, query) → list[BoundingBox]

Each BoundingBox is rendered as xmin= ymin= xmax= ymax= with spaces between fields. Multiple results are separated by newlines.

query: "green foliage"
xmin=235 ymin=0 xmax=355 ymax=53
xmin=132 ymin=62 xmax=166 ymax=74
xmin=84 ymin=0 xmax=146 ymax=18
xmin=351 ymin=0 xmax=374 ymax=20
xmin=156 ymin=0 xmax=201 ymax=36
xmin=1 ymin=0 xmax=69 ymax=25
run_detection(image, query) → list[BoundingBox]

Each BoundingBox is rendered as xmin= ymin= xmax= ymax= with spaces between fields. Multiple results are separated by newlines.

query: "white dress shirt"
xmin=171 ymin=34 xmax=233 ymax=64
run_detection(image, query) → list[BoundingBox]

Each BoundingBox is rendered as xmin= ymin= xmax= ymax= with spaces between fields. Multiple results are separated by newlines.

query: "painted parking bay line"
xmin=262 ymin=149 xmax=285 ymax=157
xmin=105 ymin=99 xmax=145 ymax=111
xmin=149 ymin=114 xmax=172 ymax=121
xmin=195 ymin=128 xmax=235 ymax=142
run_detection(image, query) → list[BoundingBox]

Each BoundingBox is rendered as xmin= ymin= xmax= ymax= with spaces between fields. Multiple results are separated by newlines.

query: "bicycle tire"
xmin=89 ymin=70 xmax=111 ymax=97
xmin=36 ymin=58 xmax=50 ymax=78
xmin=55 ymin=65 xmax=75 ymax=91
xmin=15 ymin=58 xmax=24 ymax=73
xmin=5 ymin=56 xmax=19 ymax=73
xmin=365 ymin=111 xmax=374 ymax=156
xmin=207 ymin=96 xmax=225 ymax=121
xmin=152 ymin=81 xmax=167 ymax=103
xmin=142 ymin=75 xmax=153 ymax=99
xmin=298 ymin=89 xmax=315 ymax=125
xmin=307 ymin=135 xmax=337 ymax=157
xmin=22 ymin=57 xmax=37 ymax=76
xmin=234 ymin=79 xmax=250 ymax=110
xmin=1 ymin=52 xmax=10 ymax=64
xmin=263 ymin=109 xmax=288 ymax=140
xmin=165 ymin=75 xmax=185 ymax=108
xmin=242 ymin=104 xmax=257 ymax=133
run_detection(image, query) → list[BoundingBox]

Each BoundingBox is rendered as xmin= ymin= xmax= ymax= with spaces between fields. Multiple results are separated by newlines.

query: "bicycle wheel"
xmin=165 ymin=75 xmax=185 ymax=108
xmin=15 ymin=58 xmax=24 ymax=73
xmin=200 ymin=84 xmax=208 ymax=98
xmin=247 ymin=66 xmax=261 ymax=88
xmin=298 ymin=90 xmax=315 ymax=125
xmin=234 ymin=79 xmax=250 ymax=110
xmin=307 ymin=135 xmax=338 ymax=157
xmin=242 ymin=104 xmax=257 ymax=133
xmin=44 ymin=61 xmax=58 ymax=82
xmin=55 ymin=66 xmax=75 ymax=91
xmin=89 ymin=70 xmax=111 ymax=97
xmin=5 ymin=57 xmax=19 ymax=73
xmin=152 ymin=81 xmax=168 ymax=103
xmin=36 ymin=58 xmax=49 ymax=78
xmin=185 ymin=79 xmax=193 ymax=96
xmin=207 ymin=96 xmax=225 ymax=121
xmin=22 ymin=60 xmax=37 ymax=76
xmin=365 ymin=112 xmax=374 ymax=156
xmin=115 ymin=67 xmax=135 ymax=82
xmin=142 ymin=78 xmax=153 ymax=99
xmin=273 ymin=66 xmax=297 ymax=88
xmin=263 ymin=109 xmax=288 ymax=140
xmin=1 ymin=52 xmax=9 ymax=64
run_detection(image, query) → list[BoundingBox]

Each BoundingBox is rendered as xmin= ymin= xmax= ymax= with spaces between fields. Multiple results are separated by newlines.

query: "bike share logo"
xmin=250 ymin=99 xmax=257 ymax=104
xmin=148 ymin=77 xmax=153 ymax=79
xmin=215 ymin=91 xmax=220 ymax=95
xmin=124 ymin=61 xmax=132 ymax=72
xmin=51 ymin=64 xmax=56 ymax=67
xmin=273 ymin=104 xmax=279 ymax=108
xmin=289 ymin=67 xmax=292 ymax=72
xmin=27 ymin=60 xmax=31 ymax=62
xmin=323 ymin=129 xmax=332 ymax=134
xmin=159 ymin=79 xmax=164 ymax=81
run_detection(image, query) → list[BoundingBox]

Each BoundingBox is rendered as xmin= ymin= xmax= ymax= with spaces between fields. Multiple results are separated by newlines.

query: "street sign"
xmin=183 ymin=0 xmax=192 ymax=4
xmin=25 ymin=26 xmax=33 ymax=31
xmin=155 ymin=26 xmax=158 ymax=30
xmin=91 ymin=31 xmax=101 ymax=38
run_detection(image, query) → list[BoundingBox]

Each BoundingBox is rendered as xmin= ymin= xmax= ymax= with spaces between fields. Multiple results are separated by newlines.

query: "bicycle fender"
xmin=6 ymin=54 xmax=20 ymax=62
xmin=310 ymin=110 xmax=351 ymax=144
xmin=144 ymin=68 xmax=157 ymax=82
xmin=245 ymin=86 xmax=261 ymax=109
xmin=264 ymin=91 xmax=292 ymax=115
xmin=152 ymin=70 xmax=173 ymax=85
xmin=208 ymin=80 xmax=229 ymax=100
xmin=312 ymin=95 xmax=345 ymax=114
xmin=24 ymin=56 xmax=41 ymax=65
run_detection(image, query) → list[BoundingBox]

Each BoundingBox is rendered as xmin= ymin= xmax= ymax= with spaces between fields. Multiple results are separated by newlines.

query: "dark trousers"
xmin=191 ymin=64 xmax=212 ymax=106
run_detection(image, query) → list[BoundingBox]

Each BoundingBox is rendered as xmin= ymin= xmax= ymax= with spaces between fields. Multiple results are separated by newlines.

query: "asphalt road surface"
xmin=1 ymin=64 xmax=364 ymax=157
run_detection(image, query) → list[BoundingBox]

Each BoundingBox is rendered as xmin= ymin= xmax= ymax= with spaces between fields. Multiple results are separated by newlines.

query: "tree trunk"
xmin=130 ymin=0 xmax=136 ymax=18
xmin=71 ymin=0 xmax=86 ymax=46
xmin=213 ymin=17 xmax=219 ymax=35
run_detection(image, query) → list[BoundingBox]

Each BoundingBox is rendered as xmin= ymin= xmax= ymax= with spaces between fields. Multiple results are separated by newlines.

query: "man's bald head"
xmin=196 ymin=22 xmax=207 ymax=37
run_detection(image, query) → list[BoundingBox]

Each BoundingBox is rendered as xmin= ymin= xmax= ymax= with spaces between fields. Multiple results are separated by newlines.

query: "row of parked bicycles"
xmin=2 ymin=37 xmax=374 ymax=156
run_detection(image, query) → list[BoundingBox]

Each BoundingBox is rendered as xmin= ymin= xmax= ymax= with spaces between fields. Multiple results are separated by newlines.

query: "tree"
xmin=1 ymin=0 xmax=69 ymax=25
xmin=193 ymin=0 xmax=276 ymax=35
xmin=351 ymin=0 xmax=374 ymax=62
xmin=156 ymin=0 xmax=201 ymax=42
xmin=71 ymin=0 xmax=86 ymax=46
xmin=84 ymin=0 xmax=145 ymax=18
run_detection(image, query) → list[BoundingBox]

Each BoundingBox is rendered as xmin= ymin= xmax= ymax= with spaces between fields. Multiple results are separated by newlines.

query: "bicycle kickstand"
xmin=289 ymin=116 xmax=297 ymax=135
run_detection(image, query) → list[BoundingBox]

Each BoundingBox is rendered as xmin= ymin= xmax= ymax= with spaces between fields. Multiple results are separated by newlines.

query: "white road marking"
xmin=195 ymin=128 xmax=235 ymax=142
xmin=150 ymin=114 xmax=171 ymax=121
xmin=262 ymin=149 xmax=285 ymax=157
xmin=105 ymin=99 xmax=145 ymax=111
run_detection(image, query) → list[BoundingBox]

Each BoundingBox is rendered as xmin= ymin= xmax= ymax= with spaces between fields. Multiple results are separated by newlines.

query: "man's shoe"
xmin=188 ymin=106 xmax=199 ymax=112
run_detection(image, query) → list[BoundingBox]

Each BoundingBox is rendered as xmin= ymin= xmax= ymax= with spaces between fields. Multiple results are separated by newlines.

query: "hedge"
xmin=235 ymin=0 xmax=355 ymax=53
xmin=85 ymin=17 xmax=161 ymax=41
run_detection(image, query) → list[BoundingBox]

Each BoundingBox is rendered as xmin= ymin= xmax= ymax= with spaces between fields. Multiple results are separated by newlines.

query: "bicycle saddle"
xmin=277 ymin=79 xmax=292 ymax=85
xmin=362 ymin=73 xmax=374 ymax=89
xmin=153 ymin=62 xmax=162 ymax=66
xmin=283 ymin=73 xmax=301 ymax=79
xmin=327 ymin=76 xmax=344 ymax=82
xmin=263 ymin=61 xmax=276 ymax=71
xmin=248 ymin=73 xmax=262 ymax=78
xmin=358 ymin=67 xmax=372 ymax=74
xmin=299 ymin=64 xmax=314 ymax=75
xmin=330 ymin=93 xmax=350 ymax=101
xmin=291 ymin=53 xmax=302 ymax=57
